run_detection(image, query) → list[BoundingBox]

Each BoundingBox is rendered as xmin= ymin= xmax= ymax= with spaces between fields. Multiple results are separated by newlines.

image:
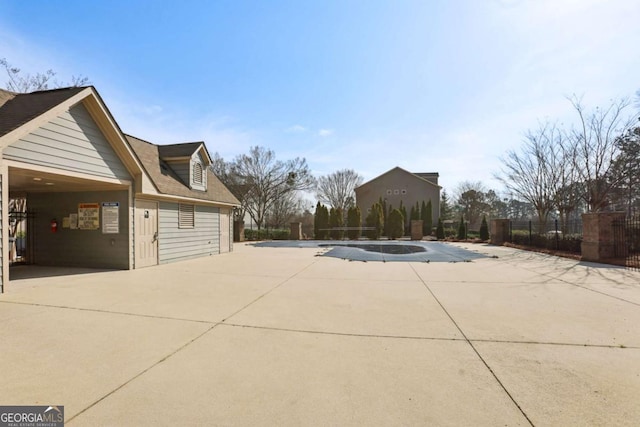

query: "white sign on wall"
xmin=78 ymin=203 xmax=100 ymax=230
xmin=102 ymin=202 xmax=119 ymax=234
xmin=69 ymin=213 xmax=78 ymax=229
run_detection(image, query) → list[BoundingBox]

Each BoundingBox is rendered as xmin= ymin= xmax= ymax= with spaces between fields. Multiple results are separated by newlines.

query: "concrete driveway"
xmin=1 ymin=242 xmax=639 ymax=426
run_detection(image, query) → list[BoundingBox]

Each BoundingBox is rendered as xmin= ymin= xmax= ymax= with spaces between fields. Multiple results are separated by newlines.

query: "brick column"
xmin=411 ymin=220 xmax=423 ymax=241
xmin=290 ymin=222 xmax=303 ymax=240
xmin=581 ymin=212 xmax=626 ymax=262
xmin=490 ymin=219 xmax=510 ymax=245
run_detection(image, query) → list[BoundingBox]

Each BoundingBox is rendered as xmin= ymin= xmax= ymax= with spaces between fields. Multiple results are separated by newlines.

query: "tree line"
xmin=312 ymin=197 xmax=435 ymax=240
xmin=495 ymin=95 xmax=640 ymax=232
xmin=212 ymin=149 xmax=367 ymax=231
xmin=9 ymin=59 xmax=637 ymax=237
xmin=211 ymin=142 xmax=542 ymax=237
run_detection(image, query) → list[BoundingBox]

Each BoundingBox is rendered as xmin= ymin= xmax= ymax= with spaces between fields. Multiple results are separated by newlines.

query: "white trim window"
xmin=179 ymin=203 xmax=195 ymax=228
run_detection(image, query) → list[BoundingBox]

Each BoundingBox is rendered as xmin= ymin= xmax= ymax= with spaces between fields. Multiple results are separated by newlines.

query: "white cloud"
xmin=318 ymin=128 xmax=334 ymax=137
xmin=284 ymin=124 xmax=307 ymax=133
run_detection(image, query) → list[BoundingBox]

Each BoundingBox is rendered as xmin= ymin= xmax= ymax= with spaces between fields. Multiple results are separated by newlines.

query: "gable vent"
xmin=193 ymin=162 xmax=203 ymax=185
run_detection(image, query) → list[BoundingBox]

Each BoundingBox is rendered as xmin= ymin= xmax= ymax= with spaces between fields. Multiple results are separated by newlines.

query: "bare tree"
xmin=569 ymin=96 xmax=635 ymax=212
xmin=316 ymin=169 xmax=363 ymax=211
xmin=1 ymin=58 xmax=89 ymax=92
xmin=211 ymin=153 xmax=249 ymax=222
xmin=228 ymin=146 xmax=315 ymax=229
xmin=541 ymin=122 xmax=582 ymax=232
xmin=267 ymin=192 xmax=306 ymax=229
xmin=609 ymin=126 xmax=640 ymax=214
xmin=496 ymin=122 xmax=557 ymax=231
xmin=454 ymin=181 xmax=490 ymax=231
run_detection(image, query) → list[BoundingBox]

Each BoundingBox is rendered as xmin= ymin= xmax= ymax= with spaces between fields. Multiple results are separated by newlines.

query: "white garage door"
xmin=220 ymin=209 xmax=230 ymax=253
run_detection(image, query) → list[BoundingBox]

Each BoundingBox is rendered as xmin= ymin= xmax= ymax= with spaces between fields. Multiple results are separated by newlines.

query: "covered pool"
xmin=251 ymin=240 xmax=490 ymax=262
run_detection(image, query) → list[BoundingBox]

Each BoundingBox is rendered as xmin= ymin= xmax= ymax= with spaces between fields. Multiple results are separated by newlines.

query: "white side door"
xmin=135 ymin=200 xmax=158 ymax=268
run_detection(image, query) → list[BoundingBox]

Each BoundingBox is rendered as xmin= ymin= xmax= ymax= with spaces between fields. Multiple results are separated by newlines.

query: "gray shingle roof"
xmin=0 ymin=87 xmax=86 ymax=138
xmin=158 ymin=142 xmax=205 ymax=159
xmin=125 ymin=134 xmax=240 ymax=206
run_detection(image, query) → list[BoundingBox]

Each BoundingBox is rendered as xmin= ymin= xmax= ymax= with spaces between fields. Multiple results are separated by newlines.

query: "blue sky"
xmin=1 ymin=0 xmax=639 ymax=198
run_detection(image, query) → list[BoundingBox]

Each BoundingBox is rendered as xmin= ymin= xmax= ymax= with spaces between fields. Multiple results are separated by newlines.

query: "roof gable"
xmin=0 ymin=86 xmax=143 ymax=178
xmin=4 ymin=102 xmax=133 ymax=182
xmin=356 ymin=166 xmax=441 ymax=191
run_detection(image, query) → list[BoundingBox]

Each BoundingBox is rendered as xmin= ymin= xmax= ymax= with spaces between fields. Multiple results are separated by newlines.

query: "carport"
xmin=8 ymin=165 xmax=133 ymax=269
xmin=0 ymin=87 xmax=140 ymax=292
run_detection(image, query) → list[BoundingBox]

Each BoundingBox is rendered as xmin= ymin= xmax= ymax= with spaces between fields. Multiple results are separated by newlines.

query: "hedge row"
xmin=244 ymin=229 xmax=291 ymax=241
xmin=510 ymin=231 xmax=582 ymax=253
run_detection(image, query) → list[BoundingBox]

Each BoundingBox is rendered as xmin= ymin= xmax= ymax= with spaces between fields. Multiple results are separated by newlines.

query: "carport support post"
xmin=490 ymin=219 xmax=510 ymax=245
xmin=0 ymin=162 xmax=8 ymax=293
xmin=581 ymin=212 xmax=625 ymax=263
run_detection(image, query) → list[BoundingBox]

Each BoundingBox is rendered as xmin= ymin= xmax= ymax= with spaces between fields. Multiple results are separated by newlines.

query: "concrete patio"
xmin=0 ymin=242 xmax=639 ymax=426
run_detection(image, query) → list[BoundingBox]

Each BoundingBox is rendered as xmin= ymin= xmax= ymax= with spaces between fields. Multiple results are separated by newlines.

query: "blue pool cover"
xmin=251 ymin=240 xmax=489 ymax=262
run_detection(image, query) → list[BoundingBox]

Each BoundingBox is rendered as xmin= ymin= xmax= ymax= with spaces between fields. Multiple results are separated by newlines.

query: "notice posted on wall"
xmin=102 ymin=202 xmax=119 ymax=234
xmin=70 ymin=213 xmax=78 ymax=229
xmin=78 ymin=203 xmax=100 ymax=230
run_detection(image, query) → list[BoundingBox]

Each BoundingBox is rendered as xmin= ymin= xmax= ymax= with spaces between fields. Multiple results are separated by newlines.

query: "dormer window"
xmin=158 ymin=142 xmax=210 ymax=191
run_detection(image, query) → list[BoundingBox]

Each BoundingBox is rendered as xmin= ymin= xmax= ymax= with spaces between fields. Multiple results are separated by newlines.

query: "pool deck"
xmin=1 ymin=241 xmax=639 ymax=426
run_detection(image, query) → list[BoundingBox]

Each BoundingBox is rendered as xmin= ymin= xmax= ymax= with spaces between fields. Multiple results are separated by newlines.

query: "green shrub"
xmin=479 ymin=215 xmax=489 ymax=240
xmin=510 ymin=232 xmax=582 ymax=253
xmin=314 ymin=202 xmax=330 ymax=239
xmin=422 ymin=200 xmax=432 ymax=236
xmin=244 ymin=229 xmax=290 ymax=241
xmin=399 ymin=201 xmax=407 ymax=234
xmin=436 ymin=218 xmax=445 ymax=239
xmin=347 ymin=206 xmax=361 ymax=240
xmin=411 ymin=202 xmax=420 ymax=221
xmin=384 ymin=203 xmax=392 ymax=237
xmin=329 ymin=207 xmax=344 ymax=240
xmin=387 ymin=208 xmax=404 ymax=239
xmin=366 ymin=202 xmax=384 ymax=239
xmin=457 ymin=215 xmax=466 ymax=240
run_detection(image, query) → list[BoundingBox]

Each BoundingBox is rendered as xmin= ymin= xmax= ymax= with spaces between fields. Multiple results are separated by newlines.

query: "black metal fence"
xmin=612 ymin=215 xmax=640 ymax=271
xmin=509 ymin=219 xmax=583 ymax=254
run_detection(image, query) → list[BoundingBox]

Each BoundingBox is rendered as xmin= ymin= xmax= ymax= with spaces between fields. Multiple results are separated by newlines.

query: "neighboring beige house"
xmin=0 ymin=86 xmax=239 ymax=292
xmin=355 ymin=166 xmax=441 ymax=227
